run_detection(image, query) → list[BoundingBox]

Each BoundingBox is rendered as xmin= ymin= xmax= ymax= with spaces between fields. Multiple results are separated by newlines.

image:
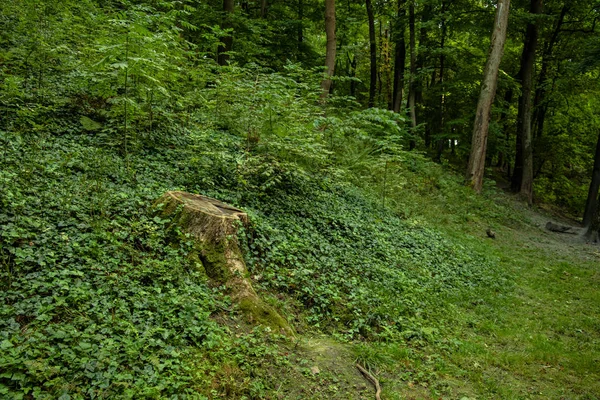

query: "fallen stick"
xmin=356 ymin=363 xmax=382 ymax=400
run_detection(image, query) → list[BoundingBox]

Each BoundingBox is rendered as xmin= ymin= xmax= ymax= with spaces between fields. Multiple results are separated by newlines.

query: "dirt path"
xmin=499 ymin=194 xmax=600 ymax=261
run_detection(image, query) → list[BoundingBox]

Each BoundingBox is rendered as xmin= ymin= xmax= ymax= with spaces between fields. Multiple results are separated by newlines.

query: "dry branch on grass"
xmin=356 ymin=363 xmax=382 ymax=400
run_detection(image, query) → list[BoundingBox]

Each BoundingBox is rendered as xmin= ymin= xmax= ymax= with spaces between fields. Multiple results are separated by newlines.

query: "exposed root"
xmin=356 ymin=363 xmax=382 ymax=400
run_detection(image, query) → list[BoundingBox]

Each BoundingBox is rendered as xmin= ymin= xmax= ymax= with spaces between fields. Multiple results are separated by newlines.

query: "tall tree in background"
xmin=261 ymin=0 xmax=268 ymax=18
xmin=466 ymin=0 xmax=511 ymax=192
xmin=532 ymin=5 xmax=567 ymax=140
xmin=392 ymin=0 xmax=406 ymax=114
xmin=434 ymin=0 xmax=448 ymax=163
xmin=407 ymin=1 xmax=417 ymax=129
xmin=321 ymin=0 xmax=337 ymax=95
xmin=366 ymin=0 xmax=377 ymax=107
xmin=217 ymin=0 xmax=235 ymax=65
xmin=513 ymin=0 xmax=543 ymax=204
xmin=415 ymin=3 xmax=432 ymax=146
xmin=581 ymin=38 xmax=600 ymax=227
xmin=583 ymin=131 xmax=600 ymax=227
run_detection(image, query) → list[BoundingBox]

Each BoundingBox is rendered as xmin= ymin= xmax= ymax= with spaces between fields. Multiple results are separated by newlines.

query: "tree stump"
xmin=155 ymin=191 xmax=293 ymax=336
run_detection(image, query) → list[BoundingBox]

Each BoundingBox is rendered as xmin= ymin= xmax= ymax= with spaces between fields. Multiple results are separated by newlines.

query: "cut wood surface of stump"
xmin=155 ymin=191 xmax=293 ymax=336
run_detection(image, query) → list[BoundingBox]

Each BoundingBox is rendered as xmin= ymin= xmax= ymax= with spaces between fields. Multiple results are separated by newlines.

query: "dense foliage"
xmin=1 ymin=0 xmax=598 ymax=398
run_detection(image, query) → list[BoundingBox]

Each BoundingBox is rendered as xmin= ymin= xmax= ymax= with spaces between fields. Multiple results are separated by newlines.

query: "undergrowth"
xmin=0 ymin=18 xmax=514 ymax=395
xmin=0 ymin=115 xmax=510 ymax=398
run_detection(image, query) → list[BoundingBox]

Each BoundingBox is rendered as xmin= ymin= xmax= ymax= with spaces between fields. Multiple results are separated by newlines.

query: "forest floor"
xmin=423 ymin=198 xmax=600 ymax=399
xmin=2 ymin=130 xmax=598 ymax=399
xmin=272 ymin=196 xmax=600 ymax=400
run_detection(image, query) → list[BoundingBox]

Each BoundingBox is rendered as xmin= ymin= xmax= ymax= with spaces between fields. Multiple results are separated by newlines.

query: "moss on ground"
xmin=238 ymin=297 xmax=295 ymax=336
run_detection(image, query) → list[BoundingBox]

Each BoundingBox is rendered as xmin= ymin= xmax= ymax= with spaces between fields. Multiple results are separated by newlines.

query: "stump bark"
xmin=155 ymin=191 xmax=293 ymax=336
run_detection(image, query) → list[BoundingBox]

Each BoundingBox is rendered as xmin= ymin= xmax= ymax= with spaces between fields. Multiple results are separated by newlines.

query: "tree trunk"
xmin=321 ymin=0 xmax=337 ymax=96
xmin=518 ymin=0 xmax=543 ymax=204
xmin=366 ymin=0 xmax=377 ymax=107
xmin=383 ymin=28 xmax=393 ymax=108
xmin=466 ymin=0 xmax=511 ymax=192
xmin=260 ymin=0 xmax=268 ymax=18
xmin=532 ymin=6 xmax=567 ymax=139
xmin=583 ymin=131 xmax=600 ymax=227
xmin=155 ymin=191 xmax=294 ymax=335
xmin=349 ymin=53 xmax=357 ymax=97
xmin=217 ymin=0 xmax=235 ymax=66
xmin=392 ymin=0 xmax=406 ymax=114
xmin=407 ymin=2 xmax=417 ymax=129
xmin=434 ymin=0 xmax=447 ymax=163
xmin=416 ymin=3 xmax=433 ymax=146
xmin=585 ymin=196 xmax=600 ymax=242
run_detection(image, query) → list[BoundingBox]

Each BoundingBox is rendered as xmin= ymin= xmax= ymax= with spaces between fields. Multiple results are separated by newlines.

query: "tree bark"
xmin=366 ymin=0 xmax=377 ymax=108
xmin=407 ymin=2 xmax=417 ymax=129
xmin=321 ymin=0 xmax=337 ymax=96
xmin=217 ymin=0 xmax=235 ymax=66
xmin=416 ymin=3 xmax=432 ymax=146
xmin=518 ymin=0 xmax=543 ymax=204
xmin=585 ymin=197 xmax=600 ymax=242
xmin=349 ymin=53 xmax=357 ymax=97
xmin=434 ymin=0 xmax=447 ymax=163
xmin=583 ymin=131 xmax=600 ymax=227
xmin=155 ymin=191 xmax=294 ymax=335
xmin=383 ymin=28 xmax=393 ymax=108
xmin=466 ymin=0 xmax=511 ymax=192
xmin=532 ymin=5 xmax=567 ymax=139
xmin=260 ymin=0 xmax=268 ymax=18
xmin=392 ymin=0 xmax=406 ymax=114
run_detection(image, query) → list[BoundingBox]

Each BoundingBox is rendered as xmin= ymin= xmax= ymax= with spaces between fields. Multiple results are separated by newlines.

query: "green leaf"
xmin=80 ymin=116 xmax=102 ymax=131
xmin=0 ymin=340 xmax=13 ymax=350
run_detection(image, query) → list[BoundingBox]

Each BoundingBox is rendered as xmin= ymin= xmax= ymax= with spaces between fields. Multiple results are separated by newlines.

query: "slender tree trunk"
xmin=260 ymin=0 xmax=268 ymax=18
xmin=466 ymin=0 xmax=511 ymax=192
xmin=366 ymin=0 xmax=377 ymax=107
xmin=349 ymin=53 xmax=357 ymax=97
xmin=532 ymin=6 xmax=567 ymax=139
xmin=377 ymin=22 xmax=384 ymax=101
xmin=344 ymin=52 xmax=357 ymax=97
xmin=519 ymin=0 xmax=543 ymax=204
xmin=416 ymin=4 xmax=432 ymax=145
xmin=407 ymin=2 xmax=417 ymax=128
xmin=321 ymin=0 xmax=337 ymax=96
xmin=392 ymin=0 xmax=406 ymax=113
xmin=217 ymin=0 xmax=235 ymax=65
xmin=384 ymin=29 xmax=393 ymax=108
xmin=583 ymin=131 xmax=600 ymax=227
xmin=434 ymin=0 xmax=447 ymax=163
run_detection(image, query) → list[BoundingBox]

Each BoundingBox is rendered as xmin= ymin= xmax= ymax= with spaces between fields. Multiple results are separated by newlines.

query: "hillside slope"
xmin=1 ymin=126 xmax=599 ymax=399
